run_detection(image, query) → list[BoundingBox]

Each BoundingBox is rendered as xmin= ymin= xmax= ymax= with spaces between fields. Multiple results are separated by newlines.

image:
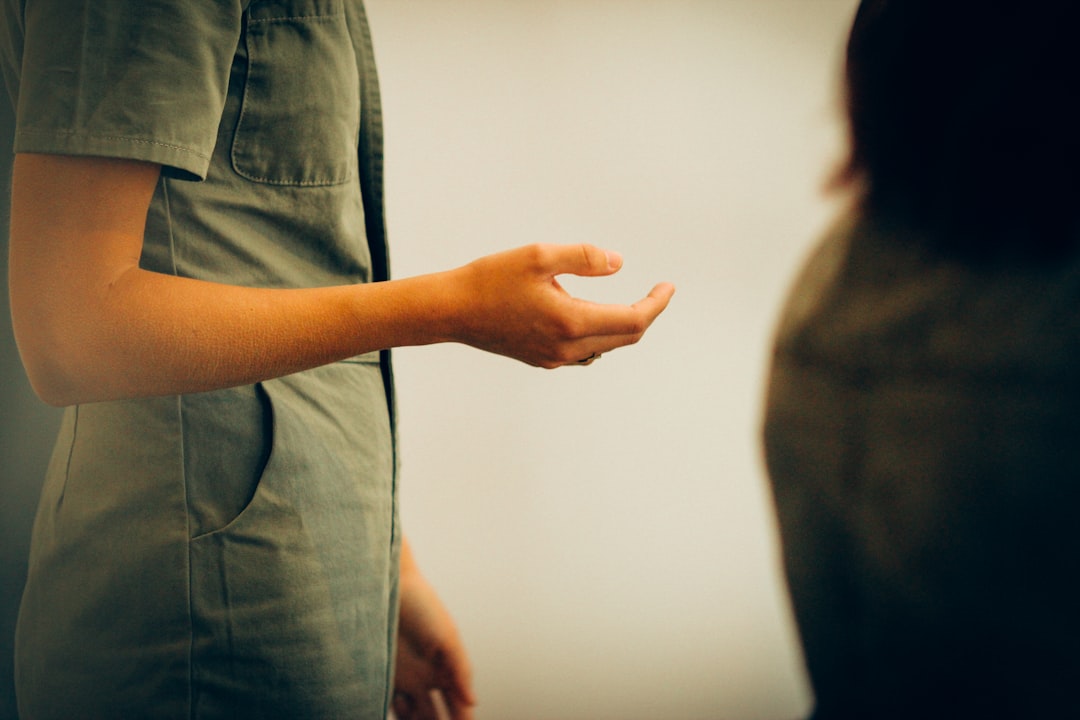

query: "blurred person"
xmin=0 ymin=1 xmax=674 ymax=718
xmin=763 ymin=2 xmax=1080 ymax=718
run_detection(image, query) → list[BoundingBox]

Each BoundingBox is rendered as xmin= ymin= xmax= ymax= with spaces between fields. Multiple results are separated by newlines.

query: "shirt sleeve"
xmin=12 ymin=0 xmax=245 ymax=180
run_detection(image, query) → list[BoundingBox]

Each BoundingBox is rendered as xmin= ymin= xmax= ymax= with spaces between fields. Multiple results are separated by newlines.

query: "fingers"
xmin=392 ymin=690 xmax=416 ymax=719
xmin=391 ymin=640 xmax=475 ymax=720
xmin=531 ymin=243 xmax=623 ymax=278
xmin=574 ymin=281 xmax=676 ymax=338
xmin=633 ymin=281 xmax=677 ymax=321
xmin=553 ymin=283 xmax=675 ymax=367
xmin=446 ymin=695 xmax=476 ymax=720
xmin=392 ymin=689 xmax=437 ymax=720
xmin=444 ymin=648 xmax=477 ymax=710
xmin=393 ymin=688 xmax=475 ymax=720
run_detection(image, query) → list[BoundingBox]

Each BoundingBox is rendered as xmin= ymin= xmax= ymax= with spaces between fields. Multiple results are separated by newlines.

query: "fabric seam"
xmin=56 ymin=405 xmax=80 ymax=509
xmin=14 ymin=128 xmax=211 ymax=160
xmin=248 ymin=14 xmax=345 ymax=25
xmin=163 ymin=175 xmax=197 ymax=720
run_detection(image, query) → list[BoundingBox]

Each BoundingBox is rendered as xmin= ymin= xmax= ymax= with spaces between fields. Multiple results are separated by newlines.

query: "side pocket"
xmin=182 ymin=383 xmax=274 ymax=539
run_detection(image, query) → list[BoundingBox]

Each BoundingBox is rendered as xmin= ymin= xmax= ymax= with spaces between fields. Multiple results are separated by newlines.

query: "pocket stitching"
xmin=186 ymin=383 xmax=277 ymax=542
xmin=231 ymin=11 xmax=357 ymax=187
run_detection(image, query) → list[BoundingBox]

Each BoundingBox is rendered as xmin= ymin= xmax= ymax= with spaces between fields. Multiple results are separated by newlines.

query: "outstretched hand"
xmin=447 ymin=243 xmax=674 ymax=368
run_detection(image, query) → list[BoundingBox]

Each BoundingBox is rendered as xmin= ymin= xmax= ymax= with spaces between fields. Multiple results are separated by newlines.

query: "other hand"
xmin=393 ymin=571 xmax=476 ymax=720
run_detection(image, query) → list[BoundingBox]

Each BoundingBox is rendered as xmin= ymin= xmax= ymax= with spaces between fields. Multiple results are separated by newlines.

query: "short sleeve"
xmin=12 ymin=0 xmax=244 ymax=180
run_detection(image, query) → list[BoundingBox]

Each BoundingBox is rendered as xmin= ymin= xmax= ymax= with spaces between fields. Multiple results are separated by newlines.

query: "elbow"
xmin=33 ymin=379 xmax=82 ymax=409
xmin=10 ymin=275 xmax=95 ymax=406
xmin=10 ymin=275 xmax=150 ymax=406
xmin=17 ymin=343 xmax=85 ymax=407
xmin=30 ymin=384 xmax=76 ymax=409
xmin=11 ymin=312 xmax=97 ymax=407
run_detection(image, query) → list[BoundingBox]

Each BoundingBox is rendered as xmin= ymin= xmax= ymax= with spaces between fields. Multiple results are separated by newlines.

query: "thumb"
xmin=548 ymin=243 xmax=623 ymax=278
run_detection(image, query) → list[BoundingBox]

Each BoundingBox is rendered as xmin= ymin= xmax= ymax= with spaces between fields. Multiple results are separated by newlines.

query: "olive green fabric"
xmin=763 ymin=212 xmax=1080 ymax=718
xmin=3 ymin=1 xmax=401 ymax=718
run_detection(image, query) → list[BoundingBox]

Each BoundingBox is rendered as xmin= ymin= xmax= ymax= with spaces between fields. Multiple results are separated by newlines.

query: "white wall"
xmin=365 ymin=2 xmax=860 ymax=719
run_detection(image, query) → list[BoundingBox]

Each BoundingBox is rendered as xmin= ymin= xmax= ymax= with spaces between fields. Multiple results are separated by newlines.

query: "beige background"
xmin=366 ymin=1 xmax=859 ymax=718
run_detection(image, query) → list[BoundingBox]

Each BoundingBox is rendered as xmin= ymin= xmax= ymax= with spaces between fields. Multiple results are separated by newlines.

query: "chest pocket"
xmin=232 ymin=0 xmax=360 ymax=186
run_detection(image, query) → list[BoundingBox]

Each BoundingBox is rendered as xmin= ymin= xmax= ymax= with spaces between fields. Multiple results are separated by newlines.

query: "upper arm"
xmin=8 ymin=153 xmax=162 ymax=402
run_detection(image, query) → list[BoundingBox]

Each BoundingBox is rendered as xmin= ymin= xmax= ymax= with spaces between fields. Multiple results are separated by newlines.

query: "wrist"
xmin=414 ymin=265 xmax=475 ymax=348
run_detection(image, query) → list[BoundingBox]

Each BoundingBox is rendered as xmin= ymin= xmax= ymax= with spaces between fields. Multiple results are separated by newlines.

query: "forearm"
xmin=13 ymin=264 xmax=459 ymax=406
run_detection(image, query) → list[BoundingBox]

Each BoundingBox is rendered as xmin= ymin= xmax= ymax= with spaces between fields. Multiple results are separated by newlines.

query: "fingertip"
xmin=652 ymin=281 xmax=676 ymax=301
xmin=635 ymin=282 xmax=675 ymax=319
xmin=605 ymin=250 xmax=623 ymax=271
xmin=446 ymin=689 xmax=478 ymax=720
xmin=456 ymin=679 xmax=478 ymax=706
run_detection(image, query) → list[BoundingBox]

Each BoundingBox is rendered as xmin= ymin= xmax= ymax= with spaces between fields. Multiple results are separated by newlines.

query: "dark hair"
xmin=842 ymin=1 xmax=1080 ymax=259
